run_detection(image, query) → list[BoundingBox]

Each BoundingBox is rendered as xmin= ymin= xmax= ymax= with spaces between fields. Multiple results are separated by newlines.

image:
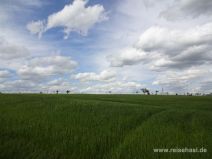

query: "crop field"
xmin=0 ymin=94 xmax=211 ymax=159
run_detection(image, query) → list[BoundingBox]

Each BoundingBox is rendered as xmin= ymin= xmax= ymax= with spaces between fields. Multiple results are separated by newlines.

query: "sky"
xmin=0 ymin=0 xmax=212 ymax=94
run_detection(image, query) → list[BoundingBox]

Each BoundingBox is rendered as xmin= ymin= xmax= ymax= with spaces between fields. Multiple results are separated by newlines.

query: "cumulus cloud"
xmin=27 ymin=0 xmax=108 ymax=39
xmin=160 ymin=0 xmax=212 ymax=20
xmin=0 ymin=80 xmax=34 ymax=92
xmin=108 ymin=48 xmax=147 ymax=67
xmin=136 ymin=24 xmax=212 ymax=54
xmin=2 ymin=0 xmax=212 ymax=94
xmin=73 ymin=70 xmax=116 ymax=82
xmin=105 ymin=21 xmax=212 ymax=94
xmin=136 ymin=23 xmax=212 ymax=69
xmin=0 ymin=78 xmax=78 ymax=93
xmin=26 ymin=20 xmax=45 ymax=38
xmin=153 ymin=68 xmax=207 ymax=86
xmin=82 ymin=81 xmax=143 ymax=93
xmin=0 ymin=37 xmax=30 ymax=60
xmin=108 ymin=23 xmax=212 ymax=69
xmin=17 ymin=56 xmax=77 ymax=81
xmin=41 ymin=78 xmax=77 ymax=93
xmin=108 ymin=22 xmax=212 ymax=69
xmin=152 ymin=67 xmax=212 ymax=93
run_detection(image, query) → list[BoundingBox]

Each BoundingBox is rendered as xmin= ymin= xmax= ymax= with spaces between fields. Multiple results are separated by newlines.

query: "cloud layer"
xmin=73 ymin=70 xmax=116 ymax=82
xmin=17 ymin=56 xmax=77 ymax=81
xmin=136 ymin=23 xmax=212 ymax=69
xmin=160 ymin=0 xmax=212 ymax=20
xmin=27 ymin=0 xmax=108 ymax=39
xmin=108 ymin=22 xmax=212 ymax=70
xmin=82 ymin=81 xmax=143 ymax=94
xmin=1 ymin=0 xmax=212 ymax=94
xmin=0 ymin=37 xmax=30 ymax=60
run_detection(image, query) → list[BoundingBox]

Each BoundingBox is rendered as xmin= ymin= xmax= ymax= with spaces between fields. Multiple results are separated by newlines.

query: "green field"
xmin=0 ymin=94 xmax=211 ymax=159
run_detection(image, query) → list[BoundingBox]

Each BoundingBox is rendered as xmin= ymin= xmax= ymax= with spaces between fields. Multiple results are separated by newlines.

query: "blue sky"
xmin=0 ymin=0 xmax=212 ymax=94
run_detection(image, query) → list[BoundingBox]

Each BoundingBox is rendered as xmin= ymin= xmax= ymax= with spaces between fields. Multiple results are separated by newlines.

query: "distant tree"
xmin=56 ymin=90 xmax=59 ymax=94
xmin=155 ymin=90 xmax=159 ymax=95
xmin=187 ymin=92 xmax=193 ymax=96
xmin=66 ymin=90 xmax=70 ymax=94
xmin=141 ymin=88 xmax=150 ymax=95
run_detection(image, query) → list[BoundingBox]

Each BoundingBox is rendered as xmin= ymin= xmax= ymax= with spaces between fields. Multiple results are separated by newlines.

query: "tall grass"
xmin=0 ymin=94 xmax=211 ymax=159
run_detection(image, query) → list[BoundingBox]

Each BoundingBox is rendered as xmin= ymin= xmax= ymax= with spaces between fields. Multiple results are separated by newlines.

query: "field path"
xmin=107 ymin=109 xmax=168 ymax=158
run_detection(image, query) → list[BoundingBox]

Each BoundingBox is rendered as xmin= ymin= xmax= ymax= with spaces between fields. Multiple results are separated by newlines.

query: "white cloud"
xmin=136 ymin=22 xmax=212 ymax=69
xmin=160 ymin=0 xmax=212 ymax=20
xmin=26 ymin=20 xmax=45 ymax=38
xmin=17 ymin=56 xmax=78 ymax=81
xmin=41 ymin=78 xmax=77 ymax=93
xmin=27 ymin=0 xmax=108 ymax=39
xmin=153 ymin=68 xmax=207 ymax=85
xmin=73 ymin=70 xmax=116 ymax=82
xmin=136 ymin=23 xmax=212 ymax=54
xmin=0 ymin=37 xmax=30 ymax=60
xmin=107 ymin=22 xmax=212 ymax=69
xmin=1 ymin=0 xmax=212 ymax=94
xmin=105 ymin=20 xmax=212 ymax=94
xmin=0 ymin=26 xmax=58 ymax=72
xmin=152 ymin=67 xmax=212 ymax=93
xmin=81 ymin=81 xmax=143 ymax=93
xmin=0 ymin=78 xmax=78 ymax=93
xmin=108 ymin=48 xmax=147 ymax=67
xmin=0 ymin=80 xmax=37 ymax=93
